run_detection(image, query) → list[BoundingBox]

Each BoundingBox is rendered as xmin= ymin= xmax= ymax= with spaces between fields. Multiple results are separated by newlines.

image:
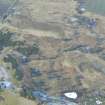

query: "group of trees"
xmin=20 ymin=85 xmax=35 ymax=100
xmin=16 ymin=43 xmax=39 ymax=56
xmin=0 ymin=31 xmax=13 ymax=49
xmin=0 ymin=30 xmax=40 ymax=56
xmin=0 ymin=31 xmax=25 ymax=49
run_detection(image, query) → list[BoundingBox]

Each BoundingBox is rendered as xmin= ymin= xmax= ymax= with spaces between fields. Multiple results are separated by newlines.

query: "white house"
xmin=0 ymin=81 xmax=12 ymax=89
xmin=64 ymin=92 xmax=78 ymax=99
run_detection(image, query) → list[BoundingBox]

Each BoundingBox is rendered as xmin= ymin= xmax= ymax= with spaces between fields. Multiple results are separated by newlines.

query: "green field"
xmin=86 ymin=0 xmax=105 ymax=15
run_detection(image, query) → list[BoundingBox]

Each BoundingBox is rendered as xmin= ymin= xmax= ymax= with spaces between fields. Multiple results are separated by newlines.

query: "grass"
xmin=0 ymin=91 xmax=37 ymax=105
xmin=0 ymin=91 xmax=18 ymax=105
